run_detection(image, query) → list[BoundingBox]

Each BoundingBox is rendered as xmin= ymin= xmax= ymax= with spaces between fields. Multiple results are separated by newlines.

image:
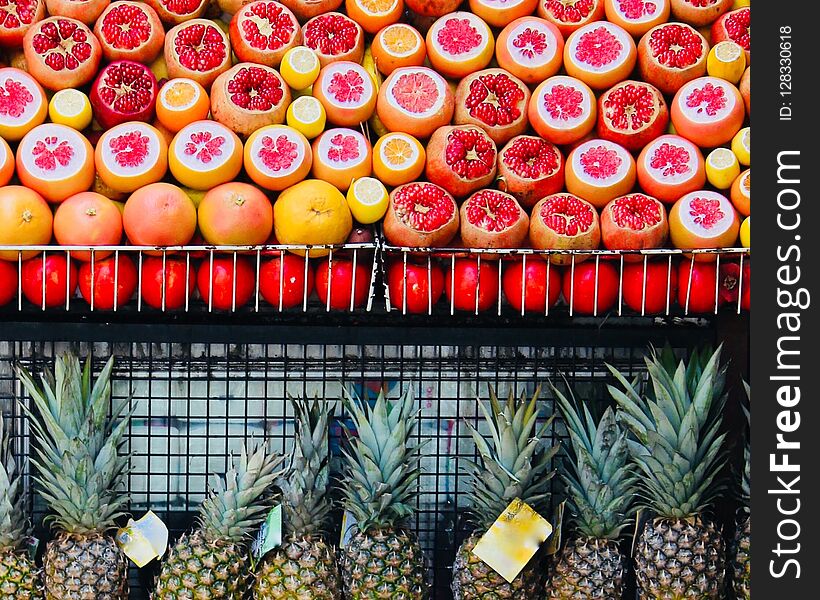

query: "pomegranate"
xmin=210 ymin=63 xmax=290 ymax=136
xmin=622 ymin=260 xmax=677 ymax=314
xmin=425 ymin=125 xmax=497 ymax=198
xmin=565 ymin=138 xmax=637 ymax=209
xmin=454 ymin=68 xmax=530 ymax=146
xmin=670 ymin=0 xmax=732 ymax=27
xmin=671 ymin=76 xmax=745 ymax=148
xmin=383 ymin=182 xmax=459 ymax=248
xmin=376 ymin=66 xmax=455 ymax=139
xmin=197 ymin=256 xmax=256 ymax=311
xmin=386 ymin=259 xmax=445 ymax=314
xmin=537 ymin=0 xmax=605 ymax=38
xmin=78 ymin=254 xmax=138 ymax=310
xmin=20 ymin=254 xmax=78 ymax=308
xmin=259 ymin=253 xmax=315 ymax=310
xmin=0 ymin=260 xmax=17 ymax=306
xmin=23 ymin=16 xmax=101 ymax=91
xmin=711 ymin=7 xmax=750 ymax=65
xmin=314 ymin=257 xmax=370 ymax=310
xmin=144 ymin=0 xmax=209 ymax=25
xmin=140 ymin=256 xmax=195 ymax=310
xmin=717 ymin=260 xmax=749 ymax=311
xmin=444 ymin=258 xmax=500 ymax=313
xmin=636 ymin=134 xmax=706 ymax=203
xmin=229 ymin=1 xmax=301 ymax=68
xmin=90 ymin=61 xmax=158 ymax=130
xmin=497 ymin=135 xmax=565 ymax=210
xmin=165 ymin=18 xmax=232 ymax=89
xmin=44 ymin=0 xmax=109 ymax=25
xmin=302 ymin=12 xmax=363 ymax=67
xmin=459 ymin=189 xmax=529 ymax=251
xmin=637 ymin=23 xmax=708 ymax=95
xmin=0 ymin=0 xmax=45 ymax=48
xmin=529 ymin=193 xmax=601 ymax=265
xmin=562 ymin=260 xmax=619 ymax=315
xmin=669 ymin=190 xmax=740 ymax=257
xmin=502 ymin=258 xmax=562 ymax=313
xmin=600 ymin=193 xmax=669 ymax=257
xmin=94 ymin=1 xmax=165 ymax=64
xmin=597 ymin=80 xmax=669 ymax=151
xmin=677 ymin=259 xmax=720 ymax=313
xmin=279 ymin=0 xmax=343 ymax=22
xmin=404 ymin=0 xmax=460 ymax=17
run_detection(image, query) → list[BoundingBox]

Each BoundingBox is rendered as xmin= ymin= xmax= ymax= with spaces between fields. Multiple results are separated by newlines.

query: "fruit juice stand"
xmin=0 ymin=1 xmax=751 ymax=599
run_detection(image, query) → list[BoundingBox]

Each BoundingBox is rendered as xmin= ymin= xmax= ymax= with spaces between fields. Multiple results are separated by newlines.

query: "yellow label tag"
xmin=116 ymin=511 xmax=169 ymax=568
xmin=471 ymin=498 xmax=553 ymax=584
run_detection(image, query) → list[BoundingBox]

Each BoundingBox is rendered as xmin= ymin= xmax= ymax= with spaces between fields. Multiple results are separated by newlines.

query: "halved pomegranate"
xmin=454 ymin=68 xmax=530 ymax=146
xmin=711 ymin=7 xmax=750 ymax=65
xmin=537 ymin=0 xmax=605 ymax=38
xmin=425 ymin=125 xmax=497 ymax=198
xmin=529 ymin=75 xmax=597 ymax=146
xmin=312 ymin=60 xmax=377 ymax=127
xmin=622 ymin=260 xmax=677 ymax=314
xmin=445 ymin=258 xmax=500 ymax=313
xmin=601 ymin=193 xmax=668 ymax=257
xmin=210 ymin=63 xmax=291 ymax=137
xmin=497 ymin=135 xmax=564 ymax=210
xmin=637 ymin=134 xmax=705 ymax=203
xmin=0 ymin=0 xmax=45 ymax=48
xmin=459 ymin=189 xmax=529 ymax=250
xmin=669 ymin=190 xmax=740 ymax=257
xmin=376 ymin=66 xmax=454 ymax=139
xmin=529 ymin=193 xmax=601 ymax=265
xmin=565 ymin=138 xmax=636 ymax=209
xmin=302 ymin=12 xmax=364 ymax=67
xmin=563 ymin=21 xmax=637 ymax=90
xmin=502 ymin=258 xmax=562 ymax=313
xmin=670 ymin=0 xmax=732 ymax=27
xmin=383 ymin=181 xmax=459 ymax=248
xmin=90 ymin=61 xmax=158 ymax=130
xmin=165 ymin=18 xmax=232 ymax=89
xmin=229 ymin=1 xmax=301 ymax=68
xmin=44 ymin=0 xmax=109 ymax=25
xmin=23 ymin=16 xmax=101 ymax=91
xmin=279 ymin=0 xmax=343 ymax=21
xmin=637 ymin=22 xmax=707 ymax=95
xmin=597 ymin=80 xmax=669 ymax=151
xmin=670 ymin=76 xmax=744 ymax=147
xmin=94 ymin=1 xmax=165 ymax=64
xmin=144 ymin=0 xmax=209 ymax=26
xmin=603 ymin=0 xmax=670 ymax=37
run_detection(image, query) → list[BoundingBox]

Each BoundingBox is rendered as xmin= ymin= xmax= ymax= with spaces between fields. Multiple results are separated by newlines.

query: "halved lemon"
xmin=48 ymin=89 xmax=93 ymax=131
xmin=156 ymin=78 xmax=210 ymax=133
xmin=346 ymin=176 xmax=389 ymax=224
xmin=280 ymin=46 xmax=321 ymax=91
xmin=705 ymin=147 xmax=740 ymax=190
xmin=707 ymin=41 xmax=746 ymax=84
xmin=286 ymin=95 xmax=326 ymax=139
xmin=732 ymin=127 xmax=750 ymax=166
xmin=739 ymin=216 xmax=749 ymax=248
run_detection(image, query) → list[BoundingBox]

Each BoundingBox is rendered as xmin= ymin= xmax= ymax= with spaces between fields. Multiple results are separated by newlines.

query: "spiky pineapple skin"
xmin=0 ymin=549 xmax=42 ymax=599
xmin=547 ymin=537 xmax=625 ymax=600
xmin=43 ymin=533 xmax=128 ymax=600
xmin=732 ymin=516 xmax=750 ymax=600
xmin=635 ymin=518 xmax=725 ymax=600
xmin=253 ymin=534 xmax=342 ymax=599
xmin=452 ymin=533 xmax=541 ymax=600
xmin=154 ymin=530 xmax=246 ymax=599
xmin=341 ymin=527 xmax=426 ymax=599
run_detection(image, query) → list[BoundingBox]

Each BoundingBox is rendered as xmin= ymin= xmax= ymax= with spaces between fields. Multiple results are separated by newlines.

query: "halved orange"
xmin=156 ymin=78 xmax=211 ymax=134
xmin=168 ymin=120 xmax=243 ymax=190
xmin=0 ymin=138 xmax=14 ymax=187
xmin=245 ymin=124 xmax=313 ymax=191
xmin=345 ymin=0 xmax=403 ymax=35
xmin=0 ymin=67 xmax=48 ymax=142
xmin=95 ymin=122 xmax=169 ymax=194
xmin=311 ymin=127 xmax=372 ymax=192
xmin=371 ymin=23 xmax=426 ymax=77
xmin=372 ymin=132 xmax=425 ymax=187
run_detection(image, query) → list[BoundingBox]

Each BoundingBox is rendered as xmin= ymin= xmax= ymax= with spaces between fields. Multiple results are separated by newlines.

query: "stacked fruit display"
xmin=0 ymin=0 xmax=750 ymax=315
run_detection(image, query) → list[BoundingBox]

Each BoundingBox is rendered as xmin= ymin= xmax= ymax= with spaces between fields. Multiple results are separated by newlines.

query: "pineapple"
xmin=732 ymin=382 xmax=750 ymax=600
xmin=253 ymin=396 xmax=342 ymax=599
xmin=0 ymin=415 xmax=42 ymax=599
xmin=451 ymin=387 xmax=558 ymax=600
xmin=607 ymin=346 xmax=728 ymax=600
xmin=339 ymin=387 xmax=427 ymax=599
xmin=16 ymin=353 xmax=132 ymax=600
xmin=154 ymin=442 xmax=285 ymax=599
xmin=547 ymin=386 xmax=636 ymax=600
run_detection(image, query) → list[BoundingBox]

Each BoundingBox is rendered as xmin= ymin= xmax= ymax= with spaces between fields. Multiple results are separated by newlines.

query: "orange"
xmin=168 ymin=120 xmax=243 ymax=190
xmin=244 ymin=125 xmax=313 ymax=191
xmin=426 ymin=12 xmax=495 ymax=80
xmin=311 ymin=128 xmax=372 ymax=192
xmin=372 ymin=132 xmax=425 ymax=187
xmin=0 ymin=68 xmax=48 ymax=142
xmin=345 ymin=0 xmax=403 ymax=35
xmin=496 ymin=17 xmax=564 ymax=86
xmin=0 ymin=186 xmax=53 ymax=261
xmin=0 ymin=138 xmax=14 ymax=187
xmin=156 ymin=78 xmax=211 ymax=133
xmin=468 ymin=0 xmax=538 ymax=28
xmin=53 ymin=192 xmax=123 ymax=261
xmin=95 ymin=122 xmax=169 ymax=194
xmin=371 ymin=23 xmax=426 ymax=76
xmin=730 ymin=168 xmax=750 ymax=216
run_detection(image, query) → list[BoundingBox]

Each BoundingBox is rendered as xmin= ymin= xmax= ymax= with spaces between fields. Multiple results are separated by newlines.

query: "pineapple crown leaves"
xmin=462 ymin=386 xmax=559 ymax=531
xmin=15 ymin=353 xmax=135 ymax=534
xmin=278 ymin=394 xmax=334 ymax=537
xmin=739 ymin=381 xmax=750 ymax=508
xmin=340 ymin=386 xmax=424 ymax=533
xmin=199 ymin=441 xmax=286 ymax=543
xmin=606 ymin=345 xmax=729 ymax=519
xmin=0 ymin=415 xmax=31 ymax=550
xmin=552 ymin=382 xmax=637 ymax=540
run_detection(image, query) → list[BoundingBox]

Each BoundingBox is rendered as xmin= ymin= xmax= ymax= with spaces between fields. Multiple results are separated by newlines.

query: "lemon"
xmin=732 ymin=0 xmax=750 ymax=8
xmin=280 ymin=46 xmax=320 ymax=91
xmin=740 ymin=216 xmax=750 ymax=248
xmin=732 ymin=127 xmax=750 ymax=166
xmin=286 ymin=95 xmax=326 ymax=139
xmin=48 ymin=89 xmax=92 ymax=131
xmin=706 ymin=148 xmax=740 ymax=190
xmin=346 ymin=177 xmax=389 ymax=224
xmin=707 ymin=41 xmax=746 ymax=84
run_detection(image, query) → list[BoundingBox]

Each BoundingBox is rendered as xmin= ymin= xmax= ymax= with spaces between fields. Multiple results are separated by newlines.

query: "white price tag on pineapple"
xmin=471 ymin=498 xmax=553 ymax=583
xmin=116 ymin=511 xmax=169 ymax=568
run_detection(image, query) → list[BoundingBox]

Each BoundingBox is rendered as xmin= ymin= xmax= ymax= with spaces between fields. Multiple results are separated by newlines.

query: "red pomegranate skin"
xmin=258 ymin=254 xmax=315 ymax=310
xmin=502 ymin=258 xmax=562 ymax=313
xmin=622 ymin=260 xmax=678 ymax=315
xmin=90 ymin=60 xmax=159 ymax=130
xmin=677 ymin=260 xmax=721 ymax=314
xmin=497 ymin=136 xmax=565 ymax=209
xmin=315 ymin=258 xmax=370 ymax=310
xmin=197 ymin=256 xmax=256 ymax=311
xmin=459 ymin=189 xmax=529 ymax=250
xmin=444 ymin=258 xmax=500 ymax=312
xmin=386 ymin=259 xmax=445 ymax=314
xmin=601 ymin=194 xmax=669 ymax=258
xmin=78 ymin=255 xmax=138 ymax=310
xmin=20 ymin=254 xmax=78 ymax=308
xmin=529 ymin=193 xmax=601 ymax=265
xmin=425 ymin=125 xmax=498 ymax=198
xmin=140 ymin=256 xmax=196 ymax=310
xmin=383 ymin=182 xmax=459 ymax=248
xmin=598 ymin=81 xmax=669 ymax=151
xmin=562 ymin=260 xmax=619 ymax=315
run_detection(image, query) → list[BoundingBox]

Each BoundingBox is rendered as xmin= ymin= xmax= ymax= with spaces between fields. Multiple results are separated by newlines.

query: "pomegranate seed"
xmin=393 ymin=183 xmax=455 ymax=232
xmin=444 ymin=128 xmax=496 ymax=180
xmin=502 ymin=137 xmax=560 ymax=180
xmin=648 ymin=24 xmax=704 ymax=69
xmin=609 ymin=194 xmax=662 ymax=230
xmin=464 ymin=190 xmax=522 ymax=232
xmin=540 ymin=194 xmax=595 ymax=236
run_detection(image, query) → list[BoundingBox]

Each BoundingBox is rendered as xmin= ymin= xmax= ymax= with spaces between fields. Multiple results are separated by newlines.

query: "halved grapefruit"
xmin=0 ymin=67 xmax=48 ymax=142
xmin=312 ymin=60 xmax=377 ymax=127
xmin=168 ymin=120 xmax=243 ymax=190
xmin=537 ymin=0 xmax=606 ymax=38
xmin=95 ymin=122 xmax=169 ymax=194
xmin=311 ymin=127 xmax=372 ymax=191
xmin=671 ymin=76 xmax=745 ymax=148
xmin=604 ymin=0 xmax=670 ymax=37
xmin=0 ymin=138 xmax=14 ymax=187
xmin=669 ymin=190 xmax=740 ymax=257
xmin=244 ymin=124 xmax=313 ymax=191
xmin=529 ymin=75 xmax=597 ymax=146
xmin=469 ymin=0 xmax=539 ymax=28
xmin=565 ymin=138 xmax=637 ymax=208
xmin=345 ymin=0 xmax=403 ymax=35
xmin=637 ymin=134 xmax=705 ymax=203
xmin=564 ymin=21 xmax=637 ymax=90
xmin=426 ymin=12 xmax=494 ymax=80
xmin=376 ymin=66 xmax=454 ymax=139
xmin=495 ymin=17 xmax=564 ymax=85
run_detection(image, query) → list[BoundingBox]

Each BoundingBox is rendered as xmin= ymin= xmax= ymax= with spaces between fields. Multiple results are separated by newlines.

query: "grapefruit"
xmin=345 ymin=0 xmax=403 ymax=34
xmin=311 ymin=128 xmax=372 ymax=192
xmin=495 ymin=17 xmax=564 ymax=85
xmin=671 ymin=76 xmax=745 ymax=148
xmin=244 ymin=125 xmax=313 ymax=192
xmin=312 ymin=60 xmax=377 ymax=127
xmin=669 ymin=190 xmax=740 ymax=258
xmin=0 ymin=138 xmax=14 ymax=186
xmin=168 ymin=120 xmax=243 ymax=190
xmin=529 ymin=75 xmax=597 ymax=146
xmin=564 ymin=21 xmax=637 ymax=90
xmin=123 ymin=182 xmax=197 ymax=251
xmin=426 ymin=12 xmax=494 ymax=80
xmin=376 ymin=66 xmax=454 ymax=139
xmin=565 ymin=139 xmax=637 ymax=209
xmin=198 ymin=182 xmax=273 ymax=246
xmin=469 ymin=0 xmax=539 ymax=28
xmin=538 ymin=0 xmax=606 ymax=38
xmin=53 ymin=192 xmax=123 ymax=261
xmin=604 ymin=0 xmax=670 ymax=37
xmin=95 ymin=122 xmax=169 ymax=194
xmin=0 ymin=186 xmax=53 ymax=261
xmin=730 ymin=168 xmax=750 ymax=217
xmin=0 ymin=68 xmax=48 ymax=142
xmin=636 ymin=134 xmax=706 ymax=203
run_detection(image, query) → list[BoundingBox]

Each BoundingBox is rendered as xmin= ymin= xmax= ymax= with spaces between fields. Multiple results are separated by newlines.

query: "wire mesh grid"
xmin=0 ymin=334 xmax=711 ymax=599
